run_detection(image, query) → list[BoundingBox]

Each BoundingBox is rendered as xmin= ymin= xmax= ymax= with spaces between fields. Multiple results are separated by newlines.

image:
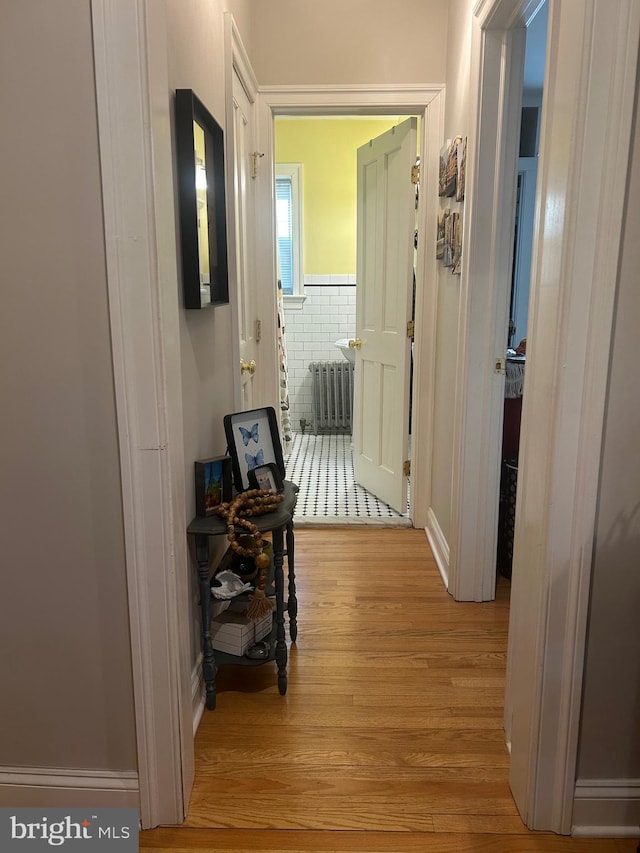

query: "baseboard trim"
xmin=572 ymin=778 xmax=640 ymax=836
xmin=426 ymin=507 xmax=449 ymax=589
xmin=0 ymin=767 xmax=139 ymax=808
xmin=192 ymin=653 xmax=205 ymax=735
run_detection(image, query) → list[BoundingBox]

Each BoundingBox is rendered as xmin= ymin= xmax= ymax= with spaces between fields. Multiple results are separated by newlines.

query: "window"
xmin=275 ymin=163 xmax=303 ymax=300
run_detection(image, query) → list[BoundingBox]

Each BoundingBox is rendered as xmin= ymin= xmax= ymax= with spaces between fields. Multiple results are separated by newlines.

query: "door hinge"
xmin=255 ymin=318 xmax=262 ymax=343
xmin=495 ymin=357 xmax=506 ymax=374
xmin=411 ymin=164 xmax=420 ymax=185
xmin=407 ymin=320 xmax=415 ymax=339
xmin=403 ymin=460 xmax=411 ymax=477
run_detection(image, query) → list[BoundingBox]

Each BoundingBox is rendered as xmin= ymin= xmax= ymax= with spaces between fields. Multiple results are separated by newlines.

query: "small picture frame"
xmin=442 ymin=210 xmax=453 ymax=267
xmin=194 ymin=455 xmax=232 ymax=517
xmin=248 ymin=462 xmax=284 ymax=493
xmin=223 ymin=406 xmax=285 ymax=491
xmin=436 ymin=209 xmax=447 ymax=259
xmin=439 ymin=138 xmax=458 ymax=197
xmin=451 ymin=211 xmax=463 ymax=275
xmin=456 ymin=136 xmax=467 ymax=202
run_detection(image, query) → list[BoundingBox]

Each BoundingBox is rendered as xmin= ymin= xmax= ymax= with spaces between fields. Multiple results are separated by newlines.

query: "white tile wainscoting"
xmin=284 ymin=278 xmax=356 ymax=433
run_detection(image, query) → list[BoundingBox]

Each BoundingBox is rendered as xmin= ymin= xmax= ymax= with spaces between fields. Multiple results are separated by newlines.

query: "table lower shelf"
xmin=211 ymin=621 xmax=279 ymax=668
xmin=205 ymin=617 xmax=288 ymax=708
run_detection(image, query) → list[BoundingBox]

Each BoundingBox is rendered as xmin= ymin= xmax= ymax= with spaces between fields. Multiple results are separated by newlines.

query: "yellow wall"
xmin=275 ymin=118 xmax=400 ymax=275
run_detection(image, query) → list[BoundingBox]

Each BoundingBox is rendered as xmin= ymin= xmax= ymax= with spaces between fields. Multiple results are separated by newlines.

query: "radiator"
xmin=309 ymin=361 xmax=354 ymax=434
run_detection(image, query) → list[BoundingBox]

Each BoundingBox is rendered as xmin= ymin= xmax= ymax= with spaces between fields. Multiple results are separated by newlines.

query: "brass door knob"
xmin=348 ymin=338 xmax=362 ymax=350
xmin=240 ymin=358 xmax=257 ymax=375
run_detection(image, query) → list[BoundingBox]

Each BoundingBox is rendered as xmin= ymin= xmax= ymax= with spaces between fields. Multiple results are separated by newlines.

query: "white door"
xmin=352 ymin=117 xmax=417 ymax=513
xmin=232 ymin=69 xmax=259 ymax=408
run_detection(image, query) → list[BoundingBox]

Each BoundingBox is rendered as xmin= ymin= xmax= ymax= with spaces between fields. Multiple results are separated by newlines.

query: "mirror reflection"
xmin=193 ymin=120 xmax=211 ymax=306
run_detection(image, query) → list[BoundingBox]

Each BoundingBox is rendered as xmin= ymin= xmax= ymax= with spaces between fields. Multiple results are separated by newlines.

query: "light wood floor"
xmin=141 ymin=527 xmax=636 ymax=853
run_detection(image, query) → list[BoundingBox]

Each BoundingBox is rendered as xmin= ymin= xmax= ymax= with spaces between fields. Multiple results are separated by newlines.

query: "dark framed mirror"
xmin=175 ymin=89 xmax=229 ymax=309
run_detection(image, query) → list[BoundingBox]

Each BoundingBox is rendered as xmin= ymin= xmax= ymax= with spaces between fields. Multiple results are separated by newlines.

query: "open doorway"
xmin=254 ymin=87 xmax=443 ymax=537
xmin=273 ymin=115 xmax=418 ymax=525
xmin=496 ymin=1 xmax=548 ymax=581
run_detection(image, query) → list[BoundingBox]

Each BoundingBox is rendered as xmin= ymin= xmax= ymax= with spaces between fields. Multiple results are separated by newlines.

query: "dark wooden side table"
xmin=187 ymin=480 xmax=298 ymax=710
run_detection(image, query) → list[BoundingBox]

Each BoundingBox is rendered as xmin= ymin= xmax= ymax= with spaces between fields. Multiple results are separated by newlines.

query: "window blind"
xmin=276 ymin=175 xmax=294 ymax=295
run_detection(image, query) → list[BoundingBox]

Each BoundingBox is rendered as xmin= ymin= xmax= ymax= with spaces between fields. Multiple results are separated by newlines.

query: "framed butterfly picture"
xmin=223 ymin=406 xmax=285 ymax=491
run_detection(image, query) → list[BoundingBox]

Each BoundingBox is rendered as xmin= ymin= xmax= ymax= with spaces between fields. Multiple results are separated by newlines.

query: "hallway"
xmin=140 ymin=528 xmax=633 ymax=852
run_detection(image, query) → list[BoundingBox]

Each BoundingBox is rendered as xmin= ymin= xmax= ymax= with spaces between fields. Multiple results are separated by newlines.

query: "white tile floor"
xmin=285 ymin=432 xmax=411 ymax=526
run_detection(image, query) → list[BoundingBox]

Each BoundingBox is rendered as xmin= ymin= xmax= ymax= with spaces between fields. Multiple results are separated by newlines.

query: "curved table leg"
xmin=195 ymin=534 xmax=218 ymax=710
xmin=286 ymin=519 xmax=298 ymax=643
xmin=272 ymin=526 xmax=288 ymax=695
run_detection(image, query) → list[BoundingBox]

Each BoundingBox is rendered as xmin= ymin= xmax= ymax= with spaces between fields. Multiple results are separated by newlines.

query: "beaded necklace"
xmin=215 ymin=488 xmax=284 ymax=619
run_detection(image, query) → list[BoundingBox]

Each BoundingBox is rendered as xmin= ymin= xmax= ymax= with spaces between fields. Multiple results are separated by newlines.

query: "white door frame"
xmin=452 ymin=0 xmax=639 ymax=832
xmin=448 ymin=2 xmax=528 ymax=603
xmin=255 ymin=85 xmax=445 ymax=529
xmin=91 ymin=0 xmax=193 ymax=828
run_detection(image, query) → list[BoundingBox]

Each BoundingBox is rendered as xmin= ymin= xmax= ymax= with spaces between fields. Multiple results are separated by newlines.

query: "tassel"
xmin=245 ymin=588 xmax=273 ymax=621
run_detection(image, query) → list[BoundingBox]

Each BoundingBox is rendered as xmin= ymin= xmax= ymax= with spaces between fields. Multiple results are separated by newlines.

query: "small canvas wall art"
xmin=439 ymin=136 xmax=461 ymax=197
xmin=436 ymin=210 xmax=447 ymax=259
xmin=442 ymin=211 xmax=453 ymax=267
xmin=194 ymin=455 xmax=232 ymax=516
xmin=456 ymin=137 xmax=467 ymax=202
xmin=437 ymin=134 xmax=466 ymax=275
xmin=452 ymin=211 xmax=463 ymax=275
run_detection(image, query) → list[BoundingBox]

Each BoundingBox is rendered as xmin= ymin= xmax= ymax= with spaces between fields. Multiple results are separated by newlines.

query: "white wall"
xmin=165 ymin=0 xmax=250 ymax=678
xmin=167 ymin=0 xmax=235 ymax=463
xmin=574 ymin=78 xmax=640 ymax=816
xmin=249 ymin=0 xmax=448 ymax=85
xmin=0 ymin=1 xmax=136 ymax=774
xmin=284 ymin=283 xmax=356 ymax=430
xmin=430 ymin=0 xmax=474 ymax=542
xmin=226 ymin=0 xmax=252 ymax=57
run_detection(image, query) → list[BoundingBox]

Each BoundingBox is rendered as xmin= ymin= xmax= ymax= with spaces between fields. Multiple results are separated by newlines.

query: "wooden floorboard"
xmin=140 ymin=827 xmax=638 ymax=852
xmin=140 ymin=527 xmax=638 ymax=852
